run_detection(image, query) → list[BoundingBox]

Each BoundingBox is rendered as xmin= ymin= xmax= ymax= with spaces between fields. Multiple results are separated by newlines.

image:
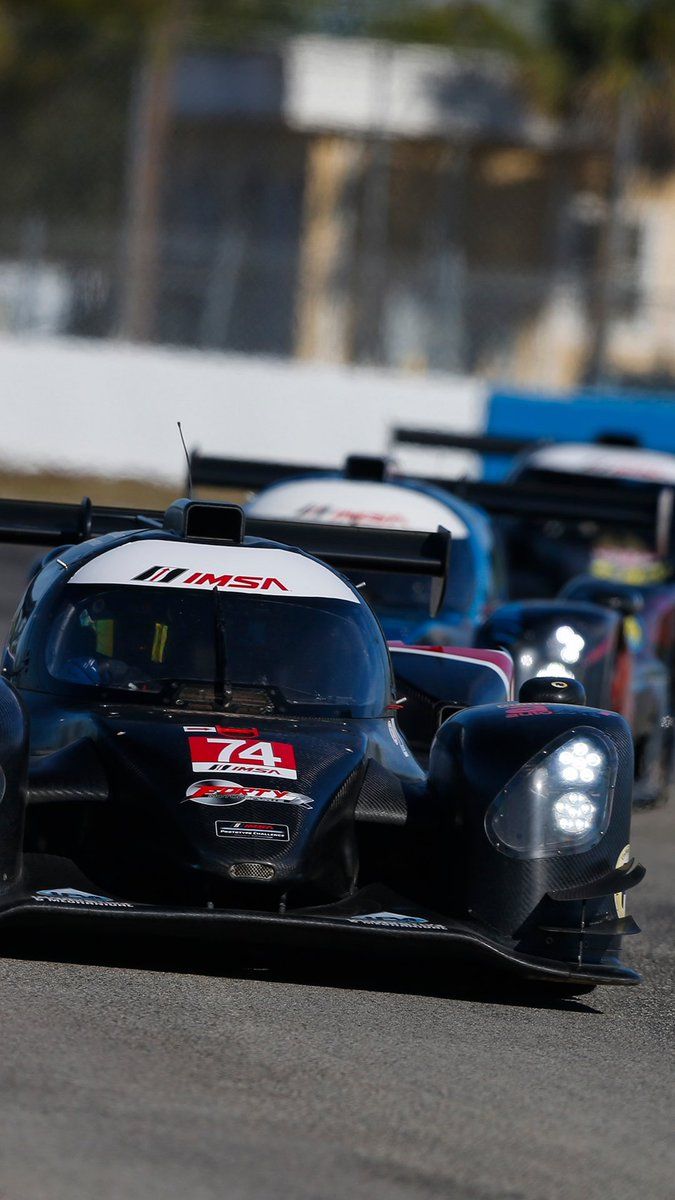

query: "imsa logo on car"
xmin=133 ymin=565 xmax=289 ymax=592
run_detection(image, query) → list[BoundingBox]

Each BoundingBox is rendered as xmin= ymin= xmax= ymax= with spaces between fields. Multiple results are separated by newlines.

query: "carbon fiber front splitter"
xmin=0 ymin=888 xmax=641 ymax=987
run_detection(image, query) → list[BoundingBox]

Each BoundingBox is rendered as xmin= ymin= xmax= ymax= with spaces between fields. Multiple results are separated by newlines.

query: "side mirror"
xmin=560 ymin=577 xmax=644 ymax=617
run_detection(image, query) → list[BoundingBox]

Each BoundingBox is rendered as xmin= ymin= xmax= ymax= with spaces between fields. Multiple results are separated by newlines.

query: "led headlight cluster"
xmin=486 ymin=728 xmax=617 ymax=859
xmin=530 ymin=626 xmax=587 ymax=680
xmin=553 ymin=792 xmax=596 ymax=833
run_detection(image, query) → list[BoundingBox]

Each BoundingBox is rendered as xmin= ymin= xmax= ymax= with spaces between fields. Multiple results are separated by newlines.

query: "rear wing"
xmin=392 ymin=425 xmax=644 ymax=456
xmin=189 ymin=445 xmax=675 ymax=556
xmin=0 ymin=498 xmax=451 ymax=617
xmin=190 ymin=453 xmax=326 ymax=493
xmin=444 ymin=476 xmax=675 ymax=558
xmin=391 ymin=428 xmax=675 ymax=556
xmin=391 ymin=427 xmax=547 ymax=456
xmin=189 ymin=451 xmax=391 ymax=494
xmin=0 ymin=497 xmax=163 ymax=545
xmin=189 ymin=442 xmax=539 ymax=494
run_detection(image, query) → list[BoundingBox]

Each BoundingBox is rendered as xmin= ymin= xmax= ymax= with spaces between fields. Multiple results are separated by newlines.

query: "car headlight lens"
xmin=485 ymin=728 xmax=617 ymax=859
xmin=555 ymin=624 xmax=585 ymax=664
xmin=519 ymin=627 xmax=587 ymax=683
xmin=535 ymin=660 xmax=575 ymax=679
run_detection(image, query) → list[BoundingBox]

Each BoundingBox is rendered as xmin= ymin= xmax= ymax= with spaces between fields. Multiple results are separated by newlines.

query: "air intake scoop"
xmin=163 ymin=500 xmax=245 ymax=543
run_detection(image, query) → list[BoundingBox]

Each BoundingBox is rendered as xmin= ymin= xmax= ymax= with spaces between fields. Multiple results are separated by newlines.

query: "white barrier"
xmin=1 ymin=334 xmax=487 ymax=484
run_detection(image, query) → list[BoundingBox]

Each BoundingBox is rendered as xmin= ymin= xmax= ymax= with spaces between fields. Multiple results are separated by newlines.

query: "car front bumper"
xmin=0 ymin=887 xmax=641 ymax=987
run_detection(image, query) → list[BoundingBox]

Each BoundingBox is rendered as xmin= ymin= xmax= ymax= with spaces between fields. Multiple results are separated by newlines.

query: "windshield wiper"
xmin=213 ymin=585 xmax=230 ymax=711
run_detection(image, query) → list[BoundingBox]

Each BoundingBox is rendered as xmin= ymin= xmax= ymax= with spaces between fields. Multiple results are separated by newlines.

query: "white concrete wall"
xmin=0 ymin=335 xmax=486 ymax=484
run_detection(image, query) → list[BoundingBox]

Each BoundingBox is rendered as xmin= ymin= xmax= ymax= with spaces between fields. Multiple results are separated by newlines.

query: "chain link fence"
xmin=2 ymin=207 xmax=673 ymax=392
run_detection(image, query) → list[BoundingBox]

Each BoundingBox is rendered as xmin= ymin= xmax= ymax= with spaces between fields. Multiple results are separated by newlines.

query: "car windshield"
xmin=43 ymin=585 xmax=391 ymax=718
xmin=347 ymin=538 xmax=476 ymax=617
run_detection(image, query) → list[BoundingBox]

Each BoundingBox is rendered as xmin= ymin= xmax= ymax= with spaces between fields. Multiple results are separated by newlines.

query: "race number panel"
xmin=187 ymin=735 xmax=298 ymax=779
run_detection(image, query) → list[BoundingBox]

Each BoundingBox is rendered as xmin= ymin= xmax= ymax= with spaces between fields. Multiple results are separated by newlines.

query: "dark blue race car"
xmin=0 ymin=494 xmax=645 ymax=989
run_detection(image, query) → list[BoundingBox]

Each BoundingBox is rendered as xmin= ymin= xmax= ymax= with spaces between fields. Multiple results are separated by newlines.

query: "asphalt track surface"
xmin=0 ymin=545 xmax=672 ymax=1200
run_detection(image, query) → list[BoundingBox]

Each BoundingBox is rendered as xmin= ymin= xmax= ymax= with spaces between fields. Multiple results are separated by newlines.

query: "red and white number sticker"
xmin=187 ymin=735 xmax=298 ymax=779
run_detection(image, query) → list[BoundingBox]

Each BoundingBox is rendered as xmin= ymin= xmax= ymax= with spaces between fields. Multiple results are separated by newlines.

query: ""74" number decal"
xmin=187 ymin=736 xmax=298 ymax=779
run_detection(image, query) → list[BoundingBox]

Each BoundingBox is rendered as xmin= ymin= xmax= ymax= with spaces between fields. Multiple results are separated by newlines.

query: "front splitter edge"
xmin=0 ymin=896 xmax=641 ymax=986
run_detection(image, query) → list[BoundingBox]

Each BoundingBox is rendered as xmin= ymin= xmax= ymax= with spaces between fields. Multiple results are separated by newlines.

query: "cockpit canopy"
xmin=8 ymin=539 xmax=394 ymax=719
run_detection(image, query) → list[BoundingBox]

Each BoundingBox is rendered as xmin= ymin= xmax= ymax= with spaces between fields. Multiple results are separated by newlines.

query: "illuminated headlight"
xmin=554 ymin=625 xmax=585 ymax=665
xmin=553 ymin=792 xmax=596 ymax=833
xmin=536 ymin=661 xmax=575 ymax=679
xmin=555 ymin=740 xmax=602 ymax=784
xmin=485 ymin=728 xmax=617 ymax=859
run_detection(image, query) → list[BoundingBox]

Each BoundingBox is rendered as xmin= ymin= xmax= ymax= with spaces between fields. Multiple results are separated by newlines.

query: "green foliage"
xmin=541 ymin=0 xmax=675 ymax=113
xmin=368 ymin=0 xmax=675 ymax=138
xmin=2 ymin=0 xmax=675 ymax=227
xmin=0 ymin=0 xmax=333 ymax=222
xmin=371 ymin=1 xmax=535 ymax=58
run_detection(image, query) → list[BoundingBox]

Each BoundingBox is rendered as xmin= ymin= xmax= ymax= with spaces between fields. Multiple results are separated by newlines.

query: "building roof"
xmin=172 ymin=35 xmax=558 ymax=144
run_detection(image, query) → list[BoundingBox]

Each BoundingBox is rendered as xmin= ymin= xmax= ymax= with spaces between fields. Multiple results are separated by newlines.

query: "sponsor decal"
xmin=592 ymin=549 xmax=668 ymax=588
xmin=532 ymin=443 xmax=675 ymax=485
xmin=214 ymin=820 xmax=289 ymax=842
xmin=346 ymin=911 xmax=446 ymax=931
xmin=133 ymin=565 xmax=289 ymax=593
xmin=387 ymin=718 xmax=410 ymax=758
xmin=185 ymin=781 xmax=314 ymax=809
xmin=69 ymin=540 xmax=358 ymax=603
xmin=187 ymin=734 xmax=298 ymax=779
xmin=505 ymin=704 xmax=553 ymax=719
xmin=297 ymin=504 xmax=409 ymax=527
xmin=184 ymin=725 xmax=260 ymax=736
xmin=248 ymin=479 xmax=471 ymax=538
xmin=34 ymin=888 xmax=133 ymax=909
xmin=614 ymin=844 xmax=631 ymax=918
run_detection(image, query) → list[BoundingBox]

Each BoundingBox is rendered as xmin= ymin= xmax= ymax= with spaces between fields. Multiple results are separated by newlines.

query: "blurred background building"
xmin=1 ymin=0 xmax=675 ymax=391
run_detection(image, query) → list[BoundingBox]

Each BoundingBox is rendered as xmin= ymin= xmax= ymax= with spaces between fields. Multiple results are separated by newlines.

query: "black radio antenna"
xmin=177 ymin=421 xmax=192 ymax=498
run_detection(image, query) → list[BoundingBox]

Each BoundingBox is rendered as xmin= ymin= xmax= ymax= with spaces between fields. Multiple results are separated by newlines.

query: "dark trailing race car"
xmin=0 ymin=495 xmax=644 ymax=988
xmin=391 ymin=428 xmax=675 ymax=807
